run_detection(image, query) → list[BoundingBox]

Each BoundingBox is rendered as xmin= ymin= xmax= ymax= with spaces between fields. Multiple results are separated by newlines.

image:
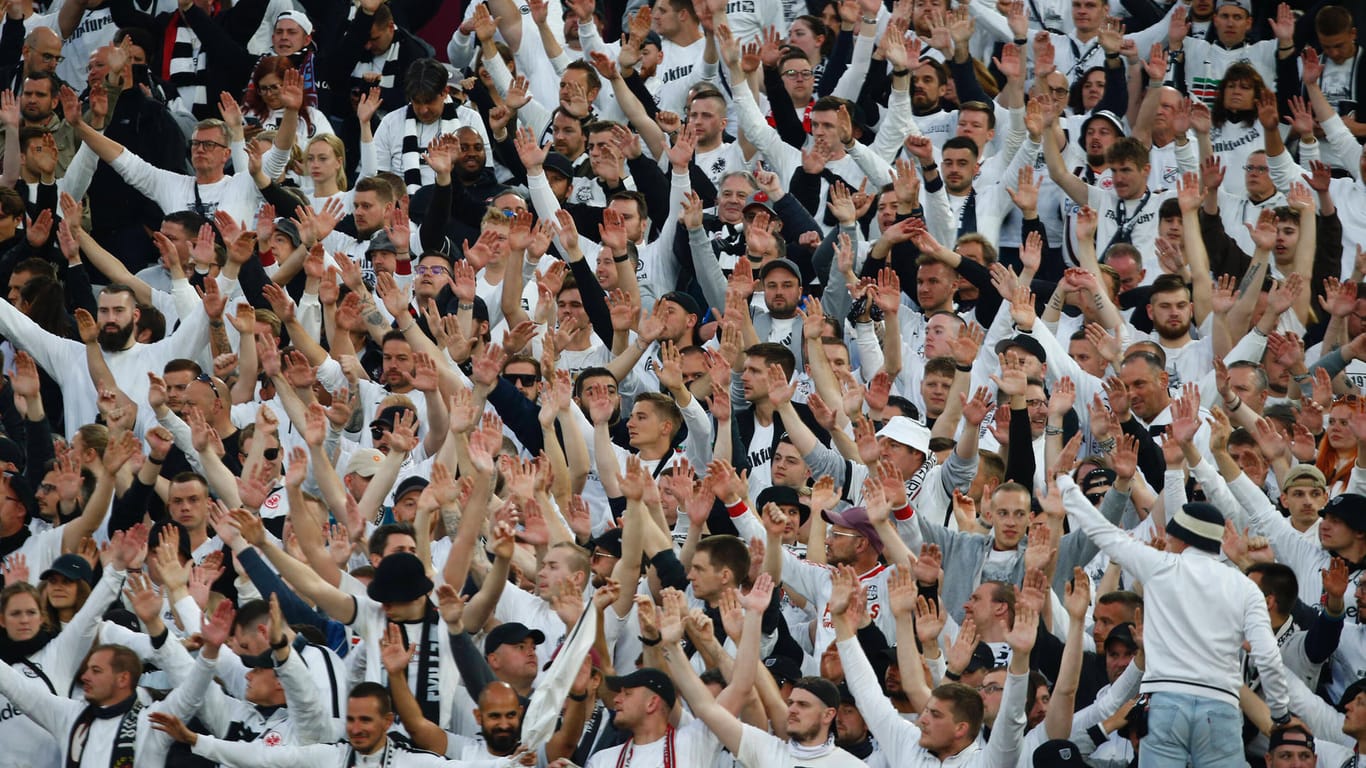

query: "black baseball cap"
xmin=484 ymin=622 xmax=546 ymax=655
xmin=994 ymin=334 xmax=1047 ymax=364
xmin=366 ymin=552 xmax=434 ymax=604
xmin=41 ymin=553 xmax=94 ymax=585
xmin=606 ymin=667 xmax=675 ymax=708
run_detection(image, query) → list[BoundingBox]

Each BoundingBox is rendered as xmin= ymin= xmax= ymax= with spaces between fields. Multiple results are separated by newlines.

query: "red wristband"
xmin=726 ymin=500 xmax=748 ymax=518
xmin=893 ymin=504 xmax=914 ymax=521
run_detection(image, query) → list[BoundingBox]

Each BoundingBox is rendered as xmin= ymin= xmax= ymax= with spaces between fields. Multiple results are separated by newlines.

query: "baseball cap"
xmin=876 ymin=416 xmax=932 ymax=455
xmin=743 ymin=191 xmax=776 ymax=216
xmin=1282 ymin=464 xmax=1326 ymax=490
xmin=994 ymin=334 xmax=1048 ymax=364
xmin=370 ymin=404 xmax=415 ymax=431
xmin=606 ymin=668 xmax=676 ymax=708
xmin=763 ymin=655 xmax=802 ymax=685
xmin=1077 ymin=110 xmax=1126 ymax=149
xmin=41 ymin=553 xmax=94 ymax=585
xmin=964 ymin=642 xmax=997 ymax=673
xmin=366 ymin=231 xmax=399 ymax=255
xmin=1215 ymin=0 xmax=1250 ymax=13
xmin=273 ymin=218 xmax=303 ymax=248
xmin=1104 ymin=622 xmax=1138 ymax=651
xmin=1341 ymin=678 xmax=1366 ymax=709
xmin=821 ymin=506 xmax=884 ymax=554
xmin=757 ymin=257 xmax=801 ymax=282
xmin=542 ymin=152 xmax=575 ymax=180
xmin=275 ymin=10 xmax=314 ymax=35
xmin=658 ymin=291 xmax=702 ymax=321
xmin=484 ymin=622 xmax=547 ymax=655
xmin=393 ymin=476 xmax=429 ymax=504
xmin=1 ymin=472 xmax=37 ymax=521
xmin=1322 ymin=493 xmax=1366 ymax=532
xmin=1033 ymin=739 xmax=1087 ymax=767
xmin=587 ymin=528 xmax=623 ymax=559
xmin=344 ymin=448 xmax=385 ymax=478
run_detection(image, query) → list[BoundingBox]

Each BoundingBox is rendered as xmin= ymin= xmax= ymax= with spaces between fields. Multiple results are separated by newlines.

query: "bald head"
xmin=478 ymin=681 xmax=523 ymax=711
xmin=23 ymin=29 xmax=61 ymax=77
xmin=475 ymin=681 xmax=524 ymax=755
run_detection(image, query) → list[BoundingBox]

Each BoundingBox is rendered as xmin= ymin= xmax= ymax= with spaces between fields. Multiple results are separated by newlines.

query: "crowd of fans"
xmin=0 ymin=0 xmax=1364 ymax=766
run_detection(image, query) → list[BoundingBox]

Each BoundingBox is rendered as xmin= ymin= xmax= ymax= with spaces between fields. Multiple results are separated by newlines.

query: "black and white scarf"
xmin=67 ymin=696 xmax=143 ymax=768
xmin=350 ymin=40 xmax=402 ymax=106
xmin=396 ymin=605 xmax=443 ymax=724
xmin=400 ymin=99 xmax=459 ymax=193
xmin=163 ymin=13 xmax=208 ymax=114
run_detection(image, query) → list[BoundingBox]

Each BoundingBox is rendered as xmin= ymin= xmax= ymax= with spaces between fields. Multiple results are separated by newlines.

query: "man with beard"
xmin=909 ymin=58 xmax=959 ymax=149
xmin=0 ymin=73 xmax=74 ymax=174
xmin=1047 ymin=130 xmax=1174 ymax=281
xmin=1142 ymin=272 xmax=1212 ymax=391
xmin=0 ymin=282 xmax=220 ymax=438
xmin=375 ymin=59 xmax=490 ymax=194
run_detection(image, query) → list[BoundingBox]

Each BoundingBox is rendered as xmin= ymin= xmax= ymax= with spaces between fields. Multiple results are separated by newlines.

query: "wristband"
xmin=955 ymin=363 xmax=972 ymax=373
xmin=147 ymin=455 xmax=164 ymax=465
xmin=568 ymin=691 xmax=589 ymax=701
xmin=1045 ymin=425 xmax=1064 ymax=436
xmin=891 ymin=68 xmax=909 ymax=77
xmin=860 ymin=14 xmax=877 ymax=24
xmin=638 ymin=635 xmax=661 ymax=646
xmin=613 ymin=253 xmax=630 ymax=263
xmin=1224 ymin=396 xmax=1242 ymax=412
xmin=1104 ymin=52 xmax=1119 ymax=59
xmin=271 ymin=636 xmax=290 ymax=650
xmin=944 ymin=670 xmax=962 ymax=681
xmin=921 ymin=162 xmax=937 ymax=171
xmin=458 ymin=302 xmax=475 ymax=310
xmin=1013 ymin=37 xmax=1027 ymax=46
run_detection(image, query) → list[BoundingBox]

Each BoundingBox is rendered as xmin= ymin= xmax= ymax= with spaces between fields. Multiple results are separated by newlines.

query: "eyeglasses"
xmin=591 ymin=550 xmax=617 ymax=561
xmin=415 ymin=265 xmax=449 ymax=276
xmin=194 ymin=373 xmax=221 ymax=399
xmin=257 ymin=83 xmax=282 ymax=94
xmin=977 ymin=684 xmax=1004 ymax=695
xmin=38 ymin=52 xmax=64 ymax=63
xmin=504 ymin=373 xmax=540 ymax=387
xmin=190 ymin=140 xmax=229 ymax=151
xmin=1024 ymin=399 xmax=1047 ymax=409
xmin=1243 ymin=164 xmax=1269 ymax=173
xmin=37 ymin=483 xmax=55 ymax=494
xmin=781 ymin=69 xmax=814 ymax=80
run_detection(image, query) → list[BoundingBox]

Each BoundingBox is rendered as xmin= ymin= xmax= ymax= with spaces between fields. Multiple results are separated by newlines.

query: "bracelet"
xmin=146 ymin=455 xmax=164 ymax=465
xmin=891 ymin=68 xmax=909 ymax=77
xmin=1278 ymin=44 xmax=1295 ymax=51
xmin=1104 ymin=52 xmax=1119 ymax=59
xmin=271 ymin=636 xmax=290 ymax=650
xmin=568 ymin=691 xmax=588 ymax=701
xmin=613 ymin=253 xmax=630 ymax=263
xmin=944 ymin=670 xmax=962 ymax=681
xmin=921 ymin=162 xmax=937 ymax=171
xmin=1224 ymin=396 xmax=1243 ymax=412
xmin=1013 ymin=37 xmax=1027 ymax=45
xmin=638 ymin=635 xmax=660 ymax=646
xmin=1096 ymin=436 xmax=1117 ymax=453
xmin=398 ymin=318 xmax=416 ymax=334
xmin=956 ymin=363 xmax=972 ymax=373
xmin=1292 ymin=373 xmax=1312 ymax=383
xmin=860 ymin=14 xmax=877 ymax=24
xmin=458 ymin=302 xmax=474 ymax=310
xmin=1045 ymin=425 xmax=1064 ymax=436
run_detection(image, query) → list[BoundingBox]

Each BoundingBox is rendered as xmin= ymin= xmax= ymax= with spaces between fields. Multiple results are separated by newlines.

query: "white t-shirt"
xmin=586 ymin=717 xmax=723 ymax=768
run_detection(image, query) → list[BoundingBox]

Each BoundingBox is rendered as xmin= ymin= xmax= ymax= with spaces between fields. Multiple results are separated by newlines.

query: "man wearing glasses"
xmin=0 ymin=28 xmax=62 ymax=95
xmin=71 ymin=79 xmax=264 ymax=225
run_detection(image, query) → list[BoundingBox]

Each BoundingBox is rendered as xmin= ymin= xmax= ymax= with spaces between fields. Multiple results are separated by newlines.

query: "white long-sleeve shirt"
xmin=108 ymin=149 xmax=263 ymax=226
xmin=1061 ymin=475 xmax=1292 ymax=718
xmin=0 ymin=296 xmax=210 ymax=438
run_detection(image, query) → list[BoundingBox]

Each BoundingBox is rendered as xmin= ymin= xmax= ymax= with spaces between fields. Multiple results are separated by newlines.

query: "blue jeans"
xmin=1140 ymin=692 xmax=1244 ymax=768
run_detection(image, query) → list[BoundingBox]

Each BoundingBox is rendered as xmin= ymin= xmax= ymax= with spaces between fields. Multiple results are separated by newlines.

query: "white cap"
xmin=344 ymin=448 xmax=385 ymax=477
xmin=876 ymin=416 xmax=932 ymax=455
xmin=275 ymin=10 xmax=314 ymax=36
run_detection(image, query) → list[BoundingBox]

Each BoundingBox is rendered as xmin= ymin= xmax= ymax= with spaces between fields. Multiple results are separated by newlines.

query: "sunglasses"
xmin=370 ymin=425 xmax=391 ymax=441
xmin=504 ymin=374 xmax=540 ymax=387
xmin=241 ymin=447 xmax=281 ymax=461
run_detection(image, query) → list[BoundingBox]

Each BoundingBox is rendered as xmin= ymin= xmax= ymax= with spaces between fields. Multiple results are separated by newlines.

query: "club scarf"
xmin=614 ymin=725 xmax=675 ymax=768
xmin=67 ymin=696 xmax=143 ymax=768
xmin=400 ymin=100 xmax=459 ymax=193
xmin=161 ymin=6 xmax=216 ymax=114
xmin=346 ymin=738 xmax=395 ymax=768
xmin=396 ymin=604 xmax=443 ymax=724
xmin=351 ymin=40 xmax=401 ymax=106
xmin=0 ymin=628 xmax=56 ymax=665
xmin=0 ymin=527 xmax=31 ymax=562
